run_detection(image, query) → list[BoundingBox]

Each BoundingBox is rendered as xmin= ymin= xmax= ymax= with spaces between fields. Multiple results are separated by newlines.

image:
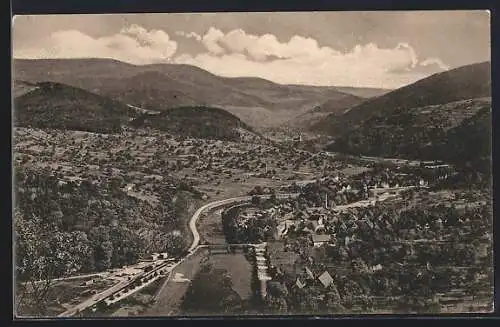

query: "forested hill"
xmin=130 ymin=106 xmax=262 ymax=142
xmin=314 ymin=61 xmax=491 ymax=138
xmin=13 ymin=58 xmax=382 ymax=128
xmin=13 ymin=81 xmax=135 ymax=134
xmin=326 ymin=98 xmax=491 ymax=167
xmin=427 ymin=104 xmax=492 ymax=173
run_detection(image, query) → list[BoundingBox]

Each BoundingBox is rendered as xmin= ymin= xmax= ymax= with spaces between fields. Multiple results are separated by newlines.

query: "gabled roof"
xmin=296 ymin=277 xmax=306 ymax=289
xmin=311 ymin=234 xmax=331 ymax=243
xmin=318 ymin=271 xmax=334 ymax=288
xmin=305 ymin=266 xmax=315 ymax=279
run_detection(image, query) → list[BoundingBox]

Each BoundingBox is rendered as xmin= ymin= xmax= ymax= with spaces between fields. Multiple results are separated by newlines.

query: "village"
xmin=218 ymin=159 xmax=492 ymax=313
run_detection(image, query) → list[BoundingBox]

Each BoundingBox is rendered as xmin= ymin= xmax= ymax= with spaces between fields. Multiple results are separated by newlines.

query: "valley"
xmin=12 ymin=57 xmax=493 ymax=317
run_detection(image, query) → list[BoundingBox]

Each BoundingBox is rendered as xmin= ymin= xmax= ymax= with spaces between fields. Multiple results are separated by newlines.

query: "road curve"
xmin=187 ymin=193 xmax=300 ymax=252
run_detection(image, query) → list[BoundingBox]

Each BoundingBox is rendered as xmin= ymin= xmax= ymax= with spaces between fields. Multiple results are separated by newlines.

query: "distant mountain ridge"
xmin=13 ymin=58 xmax=387 ymax=128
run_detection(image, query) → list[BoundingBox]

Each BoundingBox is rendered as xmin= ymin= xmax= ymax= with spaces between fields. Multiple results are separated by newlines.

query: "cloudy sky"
xmin=12 ymin=11 xmax=490 ymax=88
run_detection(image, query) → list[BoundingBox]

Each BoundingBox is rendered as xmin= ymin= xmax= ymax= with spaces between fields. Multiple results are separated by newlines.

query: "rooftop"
xmin=311 ymin=234 xmax=332 ymax=243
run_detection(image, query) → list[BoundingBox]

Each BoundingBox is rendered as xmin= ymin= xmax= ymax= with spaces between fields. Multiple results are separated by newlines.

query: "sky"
xmin=12 ymin=11 xmax=491 ymax=89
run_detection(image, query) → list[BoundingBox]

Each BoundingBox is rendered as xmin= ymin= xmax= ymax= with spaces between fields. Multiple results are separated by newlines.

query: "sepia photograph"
xmin=11 ymin=11 xmax=493 ymax=318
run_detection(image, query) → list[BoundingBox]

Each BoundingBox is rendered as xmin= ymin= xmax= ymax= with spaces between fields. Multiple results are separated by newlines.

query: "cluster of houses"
xmin=295 ymin=266 xmax=335 ymax=290
xmin=276 ymin=206 xmax=328 ymax=239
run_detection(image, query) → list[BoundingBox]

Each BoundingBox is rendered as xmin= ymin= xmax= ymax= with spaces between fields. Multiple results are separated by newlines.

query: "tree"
xmin=322 ymin=285 xmax=345 ymax=313
xmin=110 ymin=226 xmax=141 ymax=267
xmin=270 ymin=193 xmax=277 ymax=204
xmin=165 ymin=231 xmax=187 ymax=256
xmin=14 ymin=212 xmax=81 ymax=316
xmin=89 ymin=226 xmax=113 ymax=271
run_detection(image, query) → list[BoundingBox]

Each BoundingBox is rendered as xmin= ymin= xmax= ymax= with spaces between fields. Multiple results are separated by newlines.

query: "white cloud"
xmin=14 ymin=24 xmax=178 ymax=65
xmin=175 ymin=30 xmax=202 ymax=41
xmin=202 ymin=27 xmax=225 ymax=55
xmin=13 ymin=24 xmax=450 ymax=88
xmin=419 ymin=57 xmax=450 ymax=70
xmin=173 ymin=27 xmax=450 ymax=88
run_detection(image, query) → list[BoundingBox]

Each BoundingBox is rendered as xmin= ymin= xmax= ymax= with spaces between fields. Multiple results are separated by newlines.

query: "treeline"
xmin=327 ymin=100 xmax=491 ymax=174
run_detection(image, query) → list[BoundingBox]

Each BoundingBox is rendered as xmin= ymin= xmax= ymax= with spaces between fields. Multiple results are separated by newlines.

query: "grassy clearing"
xmin=196 ymin=175 xmax=290 ymax=201
xmin=338 ymin=165 xmax=371 ymax=177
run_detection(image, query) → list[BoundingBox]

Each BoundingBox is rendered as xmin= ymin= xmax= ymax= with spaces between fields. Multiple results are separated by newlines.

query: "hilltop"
xmin=13 ymin=58 xmax=381 ymax=128
xmin=13 ymin=81 xmax=135 ymax=134
xmin=331 ymin=86 xmax=391 ymax=99
xmin=314 ymin=61 xmax=491 ymax=137
xmin=12 ymin=80 xmax=40 ymax=98
xmin=129 ymin=106 xmax=262 ymax=142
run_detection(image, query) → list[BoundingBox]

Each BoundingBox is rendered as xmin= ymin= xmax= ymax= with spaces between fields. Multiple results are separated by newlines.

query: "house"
xmin=311 ymin=234 xmax=331 ymax=247
xmin=296 ymin=277 xmax=306 ymax=289
xmin=311 ymin=221 xmax=324 ymax=233
xmin=125 ymin=183 xmax=135 ymax=191
xmin=318 ymin=271 xmax=334 ymax=288
xmin=81 ymin=279 xmax=94 ymax=286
